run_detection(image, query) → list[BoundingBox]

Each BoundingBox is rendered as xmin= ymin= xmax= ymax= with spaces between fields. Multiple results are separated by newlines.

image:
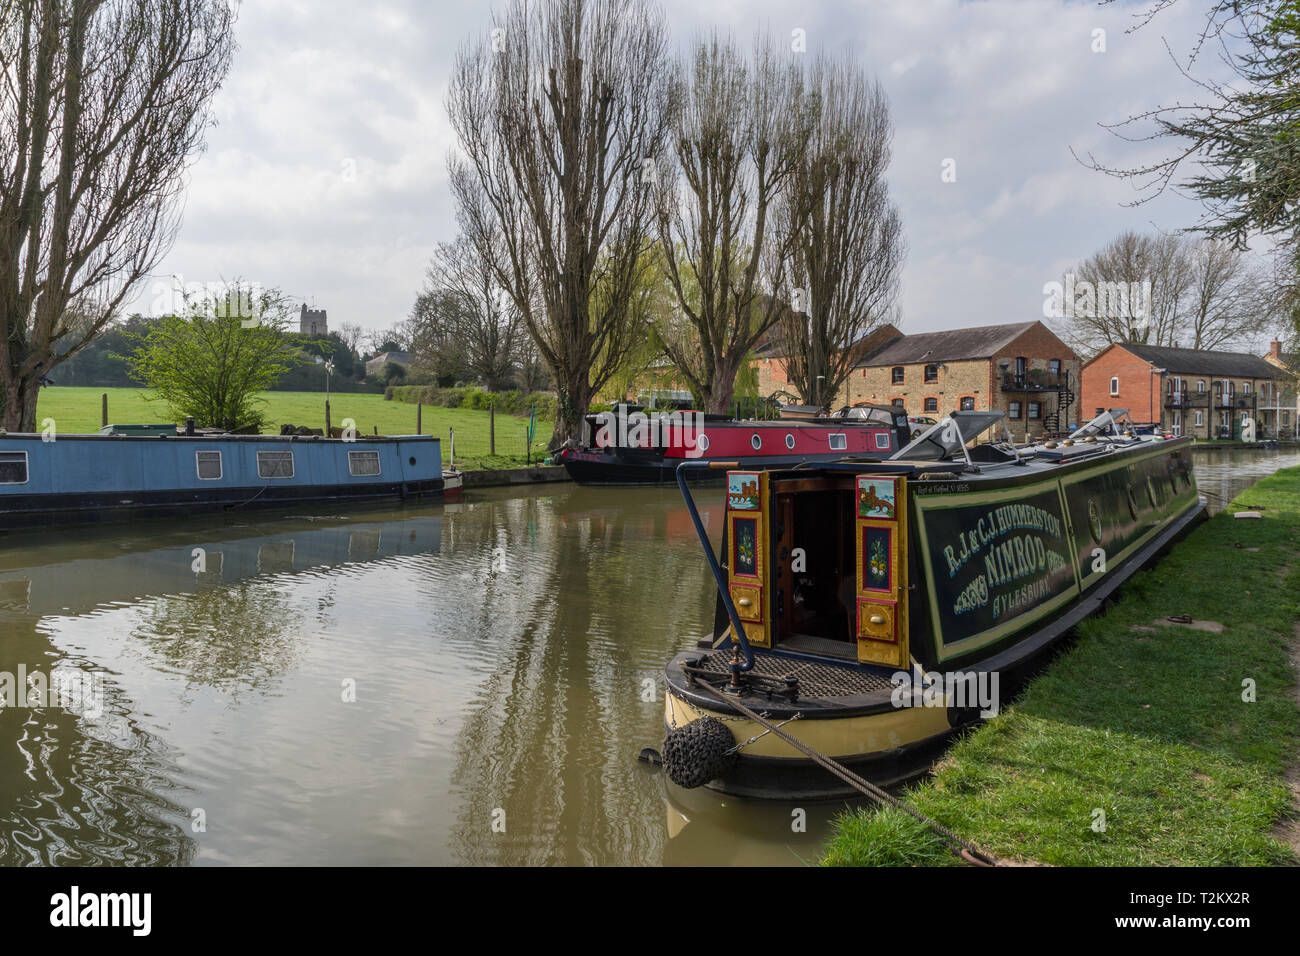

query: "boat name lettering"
xmin=942 ymin=503 xmax=1064 ymax=578
xmin=991 ymin=573 xmax=1056 ymax=621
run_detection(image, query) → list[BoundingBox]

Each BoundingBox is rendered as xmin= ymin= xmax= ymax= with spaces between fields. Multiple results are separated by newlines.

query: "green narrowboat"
xmin=661 ymin=410 xmax=1206 ymax=798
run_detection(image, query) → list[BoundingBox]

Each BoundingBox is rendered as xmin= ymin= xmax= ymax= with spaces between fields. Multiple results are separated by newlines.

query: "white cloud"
xmin=125 ymin=0 xmax=1241 ymax=337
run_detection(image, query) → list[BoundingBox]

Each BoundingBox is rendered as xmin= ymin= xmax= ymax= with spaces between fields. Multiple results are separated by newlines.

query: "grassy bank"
xmin=823 ymin=466 xmax=1300 ymax=866
xmin=35 ymin=386 xmax=553 ymax=471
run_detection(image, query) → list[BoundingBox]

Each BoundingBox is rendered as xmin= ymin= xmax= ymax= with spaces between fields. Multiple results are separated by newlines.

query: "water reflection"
xmin=0 ymin=449 xmax=1292 ymax=865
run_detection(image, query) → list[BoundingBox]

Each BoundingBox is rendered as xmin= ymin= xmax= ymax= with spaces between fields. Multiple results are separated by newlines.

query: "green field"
xmin=823 ymin=467 xmax=1300 ymax=867
xmin=36 ymin=387 xmax=553 ymax=471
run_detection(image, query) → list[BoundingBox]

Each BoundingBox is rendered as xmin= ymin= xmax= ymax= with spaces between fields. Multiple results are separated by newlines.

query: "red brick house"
xmin=1081 ymin=343 xmax=1286 ymax=439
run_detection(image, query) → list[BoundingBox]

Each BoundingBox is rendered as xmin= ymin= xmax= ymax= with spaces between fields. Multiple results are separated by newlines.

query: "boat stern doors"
xmin=724 ymin=470 xmax=771 ymax=649
xmin=854 ymin=475 xmax=910 ymax=668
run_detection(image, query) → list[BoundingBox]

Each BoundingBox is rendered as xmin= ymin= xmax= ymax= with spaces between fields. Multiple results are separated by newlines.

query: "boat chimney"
xmin=185 ymin=417 xmax=196 ymax=437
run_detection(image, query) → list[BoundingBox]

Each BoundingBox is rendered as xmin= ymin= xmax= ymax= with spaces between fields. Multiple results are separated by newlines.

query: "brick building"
xmin=751 ymin=323 xmax=903 ymax=401
xmin=1081 ymin=343 xmax=1287 ymax=440
xmin=843 ymin=321 xmax=1080 ymax=441
xmin=1262 ymin=339 xmax=1300 ymax=440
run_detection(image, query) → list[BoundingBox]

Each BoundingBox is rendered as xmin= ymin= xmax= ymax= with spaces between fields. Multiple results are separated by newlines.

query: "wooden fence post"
xmin=490 ymin=402 xmax=495 ymax=456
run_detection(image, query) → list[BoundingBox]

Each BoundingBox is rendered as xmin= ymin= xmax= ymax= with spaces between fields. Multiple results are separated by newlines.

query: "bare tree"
xmin=1054 ymin=231 xmax=1274 ymax=354
xmin=0 ymin=0 xmax=236 ymax=431
xmin=446 ymin=0 xmax=672 ymax=447
xmin=776 ymin=55 xmax=904 ymax=409
xmin=1054 ymin=231 xmax=1192 ymax=355
xmin=335 ymin=322 xmax=368 ymax=358
xmin=413 ymin=233 xmax=523 ymax=391
xmin=407 ymin=288 xmax=472 ymax=385
xmin=1183 ymin=239 xmax=1276 ymax=350
xmin=652 ymin=33 xmax=805 ymax=414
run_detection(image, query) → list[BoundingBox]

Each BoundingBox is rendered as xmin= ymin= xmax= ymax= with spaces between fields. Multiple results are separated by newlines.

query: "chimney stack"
xmin=1269 ymin=339 xmax=1282 ymax=361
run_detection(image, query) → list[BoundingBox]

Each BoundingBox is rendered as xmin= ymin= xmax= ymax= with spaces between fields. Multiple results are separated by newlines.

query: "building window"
xmin=828 ymin=433 xmax=847 ymax=451
xmin=1284 ymin=411 xmax=1291 ymax=426
xmin=891 ymin=366 xmax=904 ymax=385
xmin=257 ymin=450 xmax=295 ymax=479
xmin=1009 ymin=401 xmax=1022 ymax=420
xmin=1195 ymin=411 xmax=1203 ymax=427
xmin=1028 ymin=401 xmax=1041 ymax=420
xmin=923 ymin=364 xmax=939 ymax=383
xmin=1095 ymin=407 xmax=1105 ymax=417
xmin=1109 ymin=376 xmax=1119 ymax=396
xmin=1048 ymin=358 xmax=1061 ymax=376
xmin=0 ymin=451 xmax=28 ymax=484
xmin=1197 ymin=380 xmax=1206 ymax=393
xmin=891 ymin=398 xmax=905 ymax=408
xmin=959 ymin=396 xmax=975 ymax=411
xmin=923 ymin=397 xmax=938 ymax=412
xmin=195 ymin=451 xmax=222 ymax=480
xmin=1243 ymin=381 xmax=1252 ymax=394
xmin=348 ymin=450 xmax=381 ymax=476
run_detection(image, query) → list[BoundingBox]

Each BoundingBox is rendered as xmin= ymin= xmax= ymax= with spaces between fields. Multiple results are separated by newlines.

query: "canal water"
xmin=1 ymin=446 xmax=1296 ymax=866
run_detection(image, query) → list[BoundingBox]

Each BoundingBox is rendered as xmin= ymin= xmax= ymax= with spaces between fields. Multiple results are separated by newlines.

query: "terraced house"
xmin=1080 ymin=343 xmax=1292 ymax=440
xmin=842 ymin=321 xmax=1081 ymax=441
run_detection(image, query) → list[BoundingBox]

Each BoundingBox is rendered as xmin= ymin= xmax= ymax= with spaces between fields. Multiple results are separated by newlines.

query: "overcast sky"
xmin=131 ymin=0 xmax=1238 ymax=339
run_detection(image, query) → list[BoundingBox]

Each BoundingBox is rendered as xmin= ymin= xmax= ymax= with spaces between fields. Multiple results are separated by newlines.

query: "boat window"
xmin=349 ymin=450 xmax=381 ymax=476
xmin=195 ymin=451 xmax=222 ymax=480
xmin=751 ymin=434 xmax=762 ymax=450
xmin=828 ymin=433 xmax=847 ymax=451
xmin=874 ymin=432 xmax=891 ymax=450
xmin=257 ymin=450 xmax=295 ymax=479
xmin=0 ymin=451 xmax=28 ymax=484
xmin=785 ymin=433 xmax=795 ymax=450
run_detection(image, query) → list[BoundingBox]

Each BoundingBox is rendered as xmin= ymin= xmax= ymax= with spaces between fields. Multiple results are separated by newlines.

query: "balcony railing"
xmin=1165 ymin=391 xmax=1210 ymax=408
xmin=1000 ymin=370 xmax=1070 ymax=391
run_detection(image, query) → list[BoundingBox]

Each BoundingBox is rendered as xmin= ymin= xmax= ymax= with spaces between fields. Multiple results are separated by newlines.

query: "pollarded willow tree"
xmin=446 ymin=0 xmax=673 ymax=448
xmin=651 ymin=32 xmax=807 ymax=415
xmin=776 ymin=55 xmax=904 ymax=411
xmin=0 ymin=0 xmax=236 ymax=431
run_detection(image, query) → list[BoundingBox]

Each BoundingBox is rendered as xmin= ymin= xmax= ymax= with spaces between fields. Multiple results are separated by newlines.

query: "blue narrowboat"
xmin=0 ymin=428 xmax=461 ymax=529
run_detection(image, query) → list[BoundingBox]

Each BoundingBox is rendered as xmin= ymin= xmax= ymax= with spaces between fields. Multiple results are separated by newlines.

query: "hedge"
xmin=386 ymin=385 xmax=556 ymax=420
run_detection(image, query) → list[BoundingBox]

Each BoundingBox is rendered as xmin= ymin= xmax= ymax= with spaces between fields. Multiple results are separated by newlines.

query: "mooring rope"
xmin=690 ymin=680 xmax=1000 ymax=867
